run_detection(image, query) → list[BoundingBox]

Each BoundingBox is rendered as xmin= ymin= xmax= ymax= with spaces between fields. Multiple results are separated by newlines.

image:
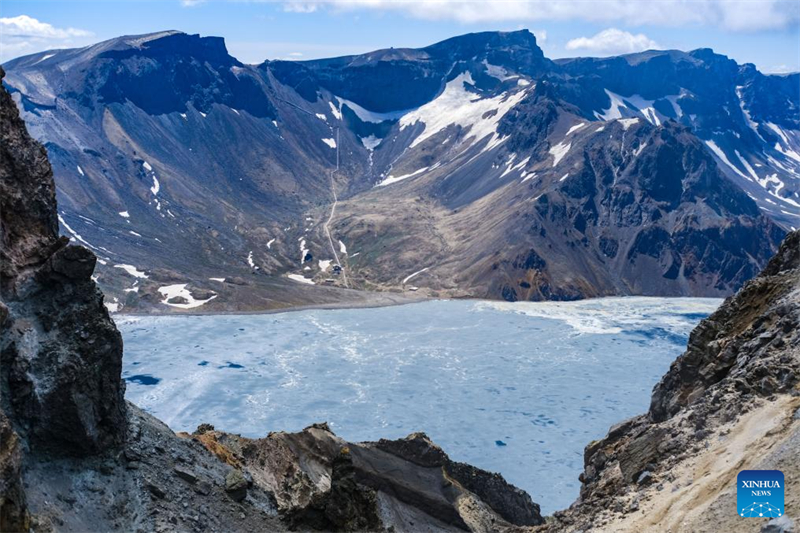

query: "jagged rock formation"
xmin=0 ymin=67 xmax=542 ymax=532
xmin=193 ymin=424 xmax=543 ymax=531
xmin=3 ymin=30 xmax=795 ymax=312
xmin=538 ymin=229 xmax=800 ymax=532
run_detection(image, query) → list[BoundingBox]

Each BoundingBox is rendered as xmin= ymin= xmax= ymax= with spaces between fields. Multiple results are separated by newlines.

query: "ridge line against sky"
xmin=0 ymin=0 xmax=798 ymax=73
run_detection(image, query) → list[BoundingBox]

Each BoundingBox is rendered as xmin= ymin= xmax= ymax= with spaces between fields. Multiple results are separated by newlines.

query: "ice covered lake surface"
xmin=119 ymin=297 xmax=721 ymax=514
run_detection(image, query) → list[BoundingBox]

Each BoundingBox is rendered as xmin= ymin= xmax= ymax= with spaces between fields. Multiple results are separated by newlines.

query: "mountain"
xmin=0 ymin=70 xmax=543 ymax=532
xmin=2 ymin=30 xmax=796 ymax=312
xmin=555 ymin=50 xmax=800 ymax=227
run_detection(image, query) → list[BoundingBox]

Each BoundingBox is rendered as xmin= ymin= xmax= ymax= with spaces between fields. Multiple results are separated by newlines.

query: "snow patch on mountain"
xmin=114 ymin=264 xmax=148 ymax=279
xmin=597 ymin=89 xmax=627 ymax=120
xmin=299 ymin=238 xmax=308 ymax=265
xmin=287 ymin=274 xmax=315 ymax=285
xmin=158 ymin=284 xmax=217 ymax=309
xmin=403 ymin=267 xmax=429 ymax=284
xmin=360 ymin=135 xmax=381 ymax=150
xmin=482 ymin=59 xmax=516 ymax=81
xmin=566 ymin=123 xmax=586 ymax=136
xmin=501 ymin=156 xmax=531 ymax=177
xmin=377 ymin=166 xmax=429 ymax=187
xmin=399 ymin=72 xmax=527 ymax=148
xmin=597 ymin=90 xmax=678 ymax=126
xmin=766 ymin=123 xmax=790 ymax=145
xmin=549 ymin=141 xmax=571 ymax=167
xmin=735 ymin=86 xmax=763 ymax=141
xmin=705 ymin=140 xmax=749 ymax=181
xmin=734 ymin=149 xmax=760 ymax=182
xmin=335 ymin=96 xmax=408 ymax=123
xmin=329 ymin=101 xmax=342 ymax=120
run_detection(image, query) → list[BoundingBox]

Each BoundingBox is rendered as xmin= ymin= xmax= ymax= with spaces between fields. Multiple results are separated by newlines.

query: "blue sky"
xmin=1 ymin=1 xmax=798 ymax=73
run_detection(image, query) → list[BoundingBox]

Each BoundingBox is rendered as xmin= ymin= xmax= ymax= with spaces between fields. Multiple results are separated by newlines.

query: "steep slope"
xmin=539 ymin=229 xmax=800 ymax=532
xmin=2 ymin=30 xmax=795 ymax=311
xmin=334 ymin=83 xmax=784 ymax=300
xmin=556 ymin=50 xmax=800 ymax=229
xmin=0 ymin=66 xmax=543 ymax=533
xmin=2 ymin=31 xmax=412 ymax=313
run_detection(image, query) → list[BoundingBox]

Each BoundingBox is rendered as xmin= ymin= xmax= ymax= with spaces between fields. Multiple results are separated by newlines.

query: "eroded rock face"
xmin=195 ymin=424 xmax=545 ymax=531
xmin=375 ymin=432 xmax=543 ymax=527
xmin=0 ymin=66 xmax=127 ymax=456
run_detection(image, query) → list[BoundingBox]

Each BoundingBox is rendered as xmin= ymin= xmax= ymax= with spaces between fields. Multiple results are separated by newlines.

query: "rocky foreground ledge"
xmin=2 ymin=60 xmax=800 ymax=533
xmin=0 ymin=66 xmax=542 ymax=532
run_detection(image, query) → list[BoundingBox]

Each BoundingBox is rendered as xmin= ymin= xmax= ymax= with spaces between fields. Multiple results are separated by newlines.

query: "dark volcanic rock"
xmin=0 ymin=66 xmax=126 ymax=456
xmin=224 ymin=469 xmax=248 ymax=502
xmin=205 ymin=424 xmax=544 ymax=530
xmin=375 ymin=432 xmax=544 ymax=526
xmin=284 ymin=449 xmax=382 ymax=532
xmin=0 ymin=409 xmax=29 ymax=532
xmin=0 ymin=65 xmax=59 ymax=276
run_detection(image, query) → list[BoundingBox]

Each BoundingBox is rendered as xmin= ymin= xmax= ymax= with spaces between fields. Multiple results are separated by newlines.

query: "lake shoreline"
xmin=115 ymin=292 xmax=432 ymax=318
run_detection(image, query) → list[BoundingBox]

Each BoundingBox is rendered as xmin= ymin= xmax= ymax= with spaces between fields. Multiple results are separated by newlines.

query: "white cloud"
xmin=0 ymin=15 xmax=93 ymax=62
xmin=181 ymin=0 xmax=207 ymax=6
xmin=566 ymin=28 xmax=660 ymax=56
xmin=764 ymin=64 xmax=799 ymax=75
xmin=283 ymin=2 xmax=321 ymax=13
xmin=275 ymin=0 xmax=799 ymax=31
xmin=0 ymin=15 xmax=91 ymax=39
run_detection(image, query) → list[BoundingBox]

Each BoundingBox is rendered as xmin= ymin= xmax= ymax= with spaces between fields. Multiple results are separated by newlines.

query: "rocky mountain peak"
xmin=100 ymin=31 xmax=237 ymax=67
xmin=0 ymin=66 xmax=59 ymax=277
xmin=425 ymin=29 xmax=546 ymax=69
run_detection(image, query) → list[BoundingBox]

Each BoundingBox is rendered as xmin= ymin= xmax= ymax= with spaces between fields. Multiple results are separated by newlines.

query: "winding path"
xmin=323 ymin=127 xmax=349 ymax=287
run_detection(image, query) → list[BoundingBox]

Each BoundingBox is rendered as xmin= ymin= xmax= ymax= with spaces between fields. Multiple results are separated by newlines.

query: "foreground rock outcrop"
xmin=0 ymin=66 xmax=542 ymax=532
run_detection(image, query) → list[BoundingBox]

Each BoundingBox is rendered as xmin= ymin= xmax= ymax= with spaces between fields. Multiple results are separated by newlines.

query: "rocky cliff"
xmin=0 ymin=66 xmax=542 ymax=533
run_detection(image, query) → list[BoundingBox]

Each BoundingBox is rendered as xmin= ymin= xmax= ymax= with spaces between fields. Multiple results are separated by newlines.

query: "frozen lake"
xmin=118 ymin=297 xmax=720 ymax=513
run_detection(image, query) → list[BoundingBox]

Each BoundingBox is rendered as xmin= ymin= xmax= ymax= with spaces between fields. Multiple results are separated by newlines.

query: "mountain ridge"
xmin=2 ymin=29 xmax=797 ymax=312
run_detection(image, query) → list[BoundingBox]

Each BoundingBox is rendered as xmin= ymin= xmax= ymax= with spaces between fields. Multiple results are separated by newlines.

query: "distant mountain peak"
xmin=99 ymin=31 xmax=236 ymax=67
